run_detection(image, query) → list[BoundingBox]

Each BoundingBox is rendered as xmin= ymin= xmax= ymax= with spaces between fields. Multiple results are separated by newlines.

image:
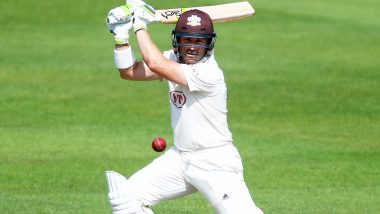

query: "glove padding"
xmin=125 ymin=0 xmax=147 ymax=12
xmin=106 ymin=1 xmax=147 ymax=25
xmin=107 ymin=5 xmax=132 ymax=25
xmin=132 ymin=4 xmax=157 ymax=33
xmin=107 ymin=6 xmax=134 ymax=44
xmin=108 ymin=22 xmax=133 ymax=44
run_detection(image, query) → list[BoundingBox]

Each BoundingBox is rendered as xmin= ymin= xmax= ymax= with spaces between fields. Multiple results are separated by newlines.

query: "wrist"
xmin=115 ymin=43 xmax=130 ymax=49
xmin=114 ymin=39 xmax=129 ymax=45
xmin=114 ymin=34 xmax=129 ymax=45
xmin=114 ymin=46 xmax=136 ymax=69
xmin=133 ymin=19 xmax=148 ymax=33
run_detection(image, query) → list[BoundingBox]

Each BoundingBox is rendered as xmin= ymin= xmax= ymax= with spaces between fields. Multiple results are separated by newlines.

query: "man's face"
xmin=178 ymin=37 xmax=208 ymax=64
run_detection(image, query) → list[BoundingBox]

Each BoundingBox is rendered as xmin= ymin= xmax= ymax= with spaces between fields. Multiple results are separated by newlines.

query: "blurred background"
xmin=0 ymin=0 xmax=379 ymax=213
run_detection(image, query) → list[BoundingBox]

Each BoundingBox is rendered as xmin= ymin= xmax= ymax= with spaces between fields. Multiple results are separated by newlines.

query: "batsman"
xmin=105 ymin=0 xmax=263 ymax=213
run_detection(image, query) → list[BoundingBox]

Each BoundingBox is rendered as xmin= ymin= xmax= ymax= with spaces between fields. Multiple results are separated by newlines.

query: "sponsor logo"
xmin=170 ymin=91 xmax=186 ymax=108
xmin=160 ymin=9 xmax=181 ymax=19
xmin=222 ymin=194 xmax=230 ymax=200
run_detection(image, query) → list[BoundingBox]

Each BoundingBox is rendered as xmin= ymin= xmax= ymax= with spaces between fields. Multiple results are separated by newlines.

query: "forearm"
xmin=115 ymin=41 xmax=161 ymax=81
xmin=135 ymin=29 xmax=186 ymax=85
xmin=128 ymin=2 xmax=185 ymax=84
xmin=135 ymin=29 xmax=165 ymax=70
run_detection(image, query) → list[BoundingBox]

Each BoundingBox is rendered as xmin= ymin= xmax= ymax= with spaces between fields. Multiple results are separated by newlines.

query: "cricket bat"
xmin=155 ymin=1 xmax=255 ymax=24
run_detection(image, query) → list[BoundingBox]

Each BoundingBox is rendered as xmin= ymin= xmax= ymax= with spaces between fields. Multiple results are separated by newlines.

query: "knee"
xmin=214 ymin=198 xmax=264 ymax=214
xmin=109 ymin=195 xmax=144 ymax=214
xmin=109 ymin=194 xmax=154 ymax=214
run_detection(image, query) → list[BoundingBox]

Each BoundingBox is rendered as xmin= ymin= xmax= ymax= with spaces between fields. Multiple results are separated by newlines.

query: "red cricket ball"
xmin=151 ymin=137 xmax=166 ymax=152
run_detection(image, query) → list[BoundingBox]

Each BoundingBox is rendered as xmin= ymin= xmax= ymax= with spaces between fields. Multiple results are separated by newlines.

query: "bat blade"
xmin=156 ymin=1 xmax=255 ymax=24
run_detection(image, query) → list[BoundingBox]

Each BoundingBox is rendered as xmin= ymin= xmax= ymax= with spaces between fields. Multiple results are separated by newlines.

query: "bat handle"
xmin=154 ymin=13 xmax=162 ymax=22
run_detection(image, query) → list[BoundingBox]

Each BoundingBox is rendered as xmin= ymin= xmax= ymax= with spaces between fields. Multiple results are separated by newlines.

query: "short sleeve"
xmin=163 ymin=50 xmax=177 ymax=61
xmin=181 ymin=63 xmax=223 ymax=93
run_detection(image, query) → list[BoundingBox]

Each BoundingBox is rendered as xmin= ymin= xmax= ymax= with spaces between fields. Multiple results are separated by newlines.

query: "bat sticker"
xmin=160 ymin=10 xmax=182 ymax=19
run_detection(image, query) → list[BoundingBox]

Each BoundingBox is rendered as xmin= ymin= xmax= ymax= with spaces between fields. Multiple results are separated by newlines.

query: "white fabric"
xmin=105 ymin=171 xmax=145 ymax=214
xmin=106 ymin=50 xmax=261 ymax=214
xmin=114 ymin=46 xmax=136 ymax=69
xmin=126 ymin=145 xmax=261 ymax=213
xmin=127 ymin=147 xmax=197 ymax=206
xmin=133 ymin=5 xmax=156 ymax=24
xmin=215 ymin=199 xmax=264 ymax=214
xmin=133 ymin=4 xmax=156 ymax=32
xmin=127 ymin=0 xmax=147 ymax=11
xmin=107 ymin=7 xmax=131 ymax=25
xmin=163 ymin=50 xmax=233 ymax=151
xmin=107 ymin=6 xmax=133 ymax=44
xmin=109 ymin=21 xmax=133 ymax=44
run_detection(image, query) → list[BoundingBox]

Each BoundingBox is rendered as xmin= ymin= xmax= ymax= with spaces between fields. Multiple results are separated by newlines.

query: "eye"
xmin=180 ymin=38 xmax=191 ymax=42
xmin=196 ymin=39 xmax=207 ymax=44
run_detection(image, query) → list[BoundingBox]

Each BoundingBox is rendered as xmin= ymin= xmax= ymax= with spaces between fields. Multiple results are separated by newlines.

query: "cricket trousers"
xmin=126 ymin=144 xmax=263 ymax=214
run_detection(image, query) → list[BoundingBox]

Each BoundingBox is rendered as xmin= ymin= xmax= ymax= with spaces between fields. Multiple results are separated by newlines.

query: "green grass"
xmin=1 ymin=0 xmax=379 ymax=213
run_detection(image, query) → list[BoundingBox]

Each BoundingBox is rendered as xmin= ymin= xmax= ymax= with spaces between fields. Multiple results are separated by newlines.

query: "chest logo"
xmin=170 ymin=91 xmax=186 ymax=108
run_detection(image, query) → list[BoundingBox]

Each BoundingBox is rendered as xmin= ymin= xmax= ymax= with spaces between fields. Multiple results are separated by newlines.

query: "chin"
xmin=183 ymin=57 xmax=196 ymax=64
xmin=185 ymin=59 xmax=197 ymax=64
xmin=186 ymin=60 xmax=197 ymax=65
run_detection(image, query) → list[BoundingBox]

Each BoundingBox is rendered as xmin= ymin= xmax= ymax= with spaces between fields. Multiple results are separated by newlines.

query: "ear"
xmin=173 ymin=48 xmax=182 ymax=63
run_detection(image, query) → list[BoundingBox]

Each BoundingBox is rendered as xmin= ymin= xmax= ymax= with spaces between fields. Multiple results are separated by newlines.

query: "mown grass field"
xmin=1 ymin=0 xmax=379 ymax=213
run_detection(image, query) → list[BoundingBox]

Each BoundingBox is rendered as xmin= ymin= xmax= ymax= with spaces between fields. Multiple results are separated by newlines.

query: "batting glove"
xmin=107 ymin=5 xmax=133 ymax=25
xmin=125 ymin=0 xmax=147 ymax=11
xmin=107 ymin=6 xmax=134 ymax=44
xmin=132 ymin=4 xmax=157 ymax=33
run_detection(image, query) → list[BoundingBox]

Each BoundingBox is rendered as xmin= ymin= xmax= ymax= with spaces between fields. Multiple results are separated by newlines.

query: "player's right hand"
xmin=106 ymin=6 xmax=132 ymax=25
xmin=108 ymin=22 xmax=133 ymax=45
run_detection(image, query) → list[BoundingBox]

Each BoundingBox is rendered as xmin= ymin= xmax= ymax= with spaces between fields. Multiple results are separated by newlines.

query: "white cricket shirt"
xmin=163 ymin=50 xmax=233 ymax=151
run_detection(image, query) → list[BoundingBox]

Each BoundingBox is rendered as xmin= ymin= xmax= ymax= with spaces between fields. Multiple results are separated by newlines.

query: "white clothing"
xmin=163 ymin=50 xmax=233 ymax=151
xmin=106 ymin=50 xmax=262 ymax=214
xmin=127 ymin=145 xmax=262 ymax=214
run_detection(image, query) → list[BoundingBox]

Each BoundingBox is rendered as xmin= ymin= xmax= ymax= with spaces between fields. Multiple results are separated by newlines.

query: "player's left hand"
xmin=132 ymin=4 xmax=157 ymax=33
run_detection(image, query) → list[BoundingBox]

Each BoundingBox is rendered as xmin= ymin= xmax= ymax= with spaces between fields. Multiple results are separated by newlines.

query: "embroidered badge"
xmin=170 ymin=91 xmax=187 ymax=108
xmin=187 ymin=15 xmax=201 ymax=26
